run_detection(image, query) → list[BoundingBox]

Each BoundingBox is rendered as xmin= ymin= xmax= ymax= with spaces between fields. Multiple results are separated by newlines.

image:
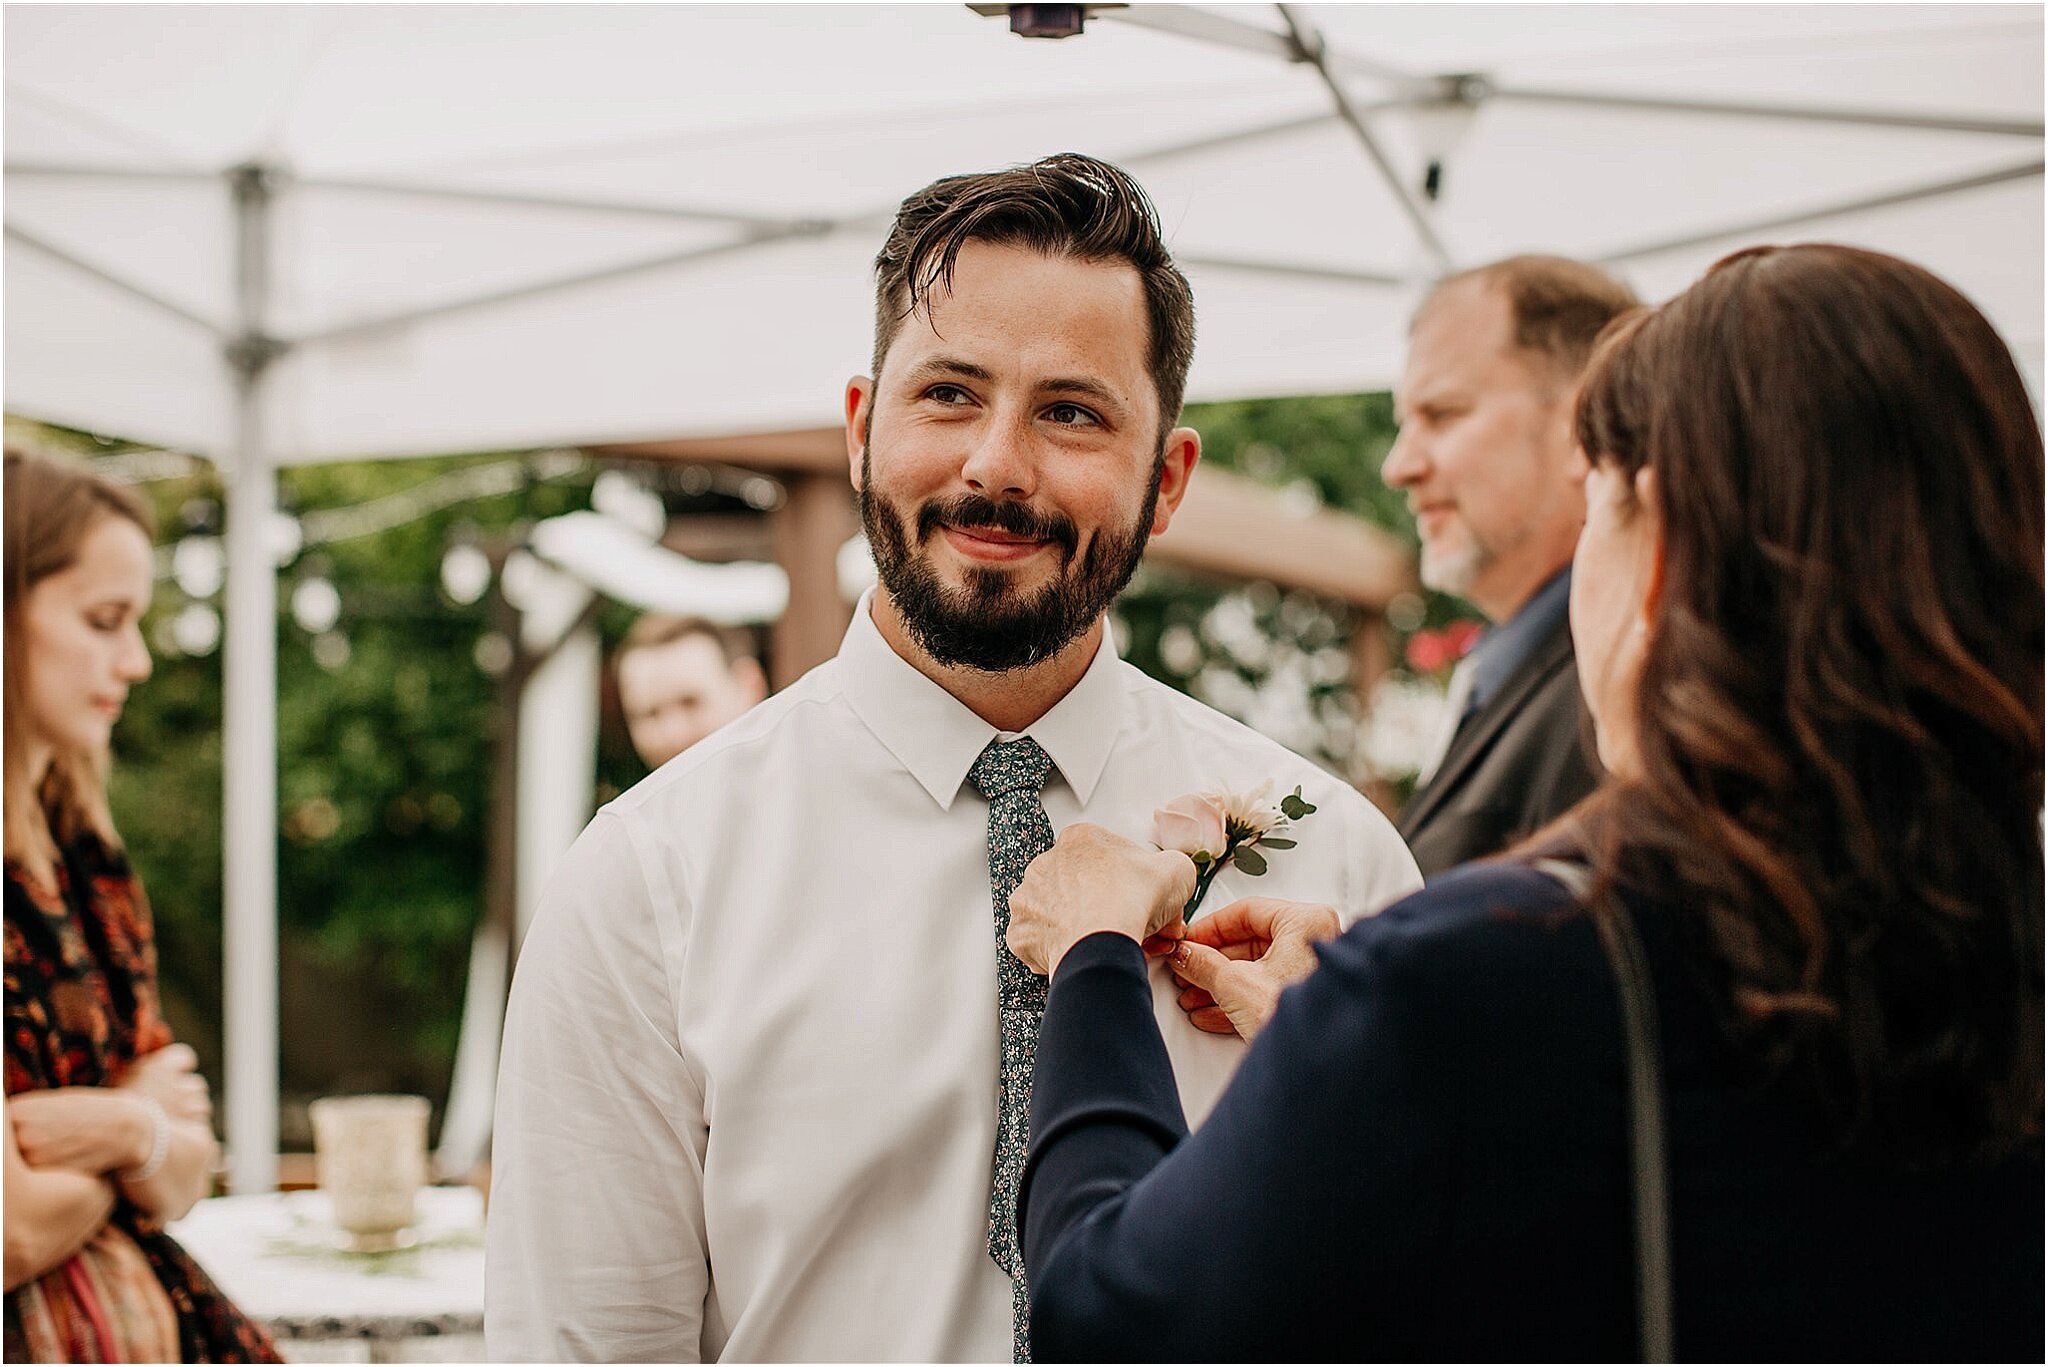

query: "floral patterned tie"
xmin=967 ymin=736 xmax=1054 ymax=1364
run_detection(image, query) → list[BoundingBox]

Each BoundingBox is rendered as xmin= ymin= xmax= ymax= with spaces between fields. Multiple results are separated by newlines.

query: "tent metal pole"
xmin=1123 ymin=109 xmax=1383 ymax=168
xmin=290 ymin=175 xmax=809 ymax=232
xmin=222 ymin=161 xmax=283 ymax=1196
xmin=1176 ymin=253 xmax=1411 ymax=288
xmin=1489 ymin=86 xmax=2044 ymax=140
xmin=289 ymin=220 xmax=832 ymax=349
xmin=1595 ymin=157 xmax=2045 ymax=266
xmin=1099 ymin=4 xmax=1435 ymax=94
xmin=1276 ymin=4 xmax=1453 ymax=275
xmin=3 ymin=161 xmax=224 ymax=182
xmin=2 ymin=224 xmax=229 ymax=337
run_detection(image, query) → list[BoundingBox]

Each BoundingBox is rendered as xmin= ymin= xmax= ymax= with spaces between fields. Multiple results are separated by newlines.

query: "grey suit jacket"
xmin=1396 ymin=614 xmax=1602 ymax=877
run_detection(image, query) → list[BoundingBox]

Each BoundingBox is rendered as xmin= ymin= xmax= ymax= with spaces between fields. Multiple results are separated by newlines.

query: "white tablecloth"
xmin=168 ymin=1187 xmax=484 ymax=1347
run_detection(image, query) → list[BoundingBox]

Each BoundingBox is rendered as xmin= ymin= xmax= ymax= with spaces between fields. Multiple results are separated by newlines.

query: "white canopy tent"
xmin=5 ymin=3 xmax=2040 ymax=1192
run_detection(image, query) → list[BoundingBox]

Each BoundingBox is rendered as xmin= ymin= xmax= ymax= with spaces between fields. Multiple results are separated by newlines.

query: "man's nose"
xmin=1381 ymin=428 xmax=1427 ymax=489
xmin=958 ymin=414 xmax=1037 ymax=500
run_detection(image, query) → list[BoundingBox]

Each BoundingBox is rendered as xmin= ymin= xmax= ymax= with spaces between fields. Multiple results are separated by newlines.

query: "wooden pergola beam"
xmin=600 ymin=427 xmax=1416 ymax=612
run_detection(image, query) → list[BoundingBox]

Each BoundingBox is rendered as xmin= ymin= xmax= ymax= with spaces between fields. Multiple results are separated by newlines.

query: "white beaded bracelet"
xmin=123 ymin=1098 xmax=171 ymax=1182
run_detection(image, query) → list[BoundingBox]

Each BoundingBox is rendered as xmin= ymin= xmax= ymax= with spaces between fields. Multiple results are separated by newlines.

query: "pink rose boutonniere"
xmin=1151 ymin=780 xmax=1318 ymax=919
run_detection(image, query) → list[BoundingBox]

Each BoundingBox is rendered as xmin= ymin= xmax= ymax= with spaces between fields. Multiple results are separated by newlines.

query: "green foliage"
xmin=1117 ymin=393 xmax=1469 ymax=787
xmin=1192 ymin=392 xmax=1411 ymax=531
xmin=23 ymin=424 xmax=602 ymax=1100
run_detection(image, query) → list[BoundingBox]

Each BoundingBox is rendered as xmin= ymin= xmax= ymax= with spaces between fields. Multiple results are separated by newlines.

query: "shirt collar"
xmin=835 ymin=590 xmax=1128 ymax=811
xmin=1466 ymin=564 xmax=1572 ymax=712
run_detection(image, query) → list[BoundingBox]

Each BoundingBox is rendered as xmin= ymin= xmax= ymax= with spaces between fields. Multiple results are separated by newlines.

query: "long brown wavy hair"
xmin=1564 ymin=244 xmax=2043 ymax=1165
xmin=3 ymin=447 xmax=155 ymax=886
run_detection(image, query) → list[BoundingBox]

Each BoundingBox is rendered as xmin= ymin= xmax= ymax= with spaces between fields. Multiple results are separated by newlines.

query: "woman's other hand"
xmin=1168 ymin=898 xmax=1341 ymax=1042
xmin=2 ymin=1103 xmax=116 ymax=1292
xmin=1007 ymin=824 xmax=1197 ymax=978
xmin=117 ymin=1043 xmax=212 ymax=1126
xmin=112 ymin=1045 xmax=220 ymax=1222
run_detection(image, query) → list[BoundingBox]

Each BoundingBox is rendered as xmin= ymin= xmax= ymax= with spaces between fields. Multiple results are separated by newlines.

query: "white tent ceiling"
xmin=5 ymin=3 xmax=2041 ymax=1194
xmin=7 ymin=3 xmax=2042 ymax=465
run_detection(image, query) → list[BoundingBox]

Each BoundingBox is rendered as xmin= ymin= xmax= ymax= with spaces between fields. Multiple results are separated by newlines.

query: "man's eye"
xmin=926 ymin=384 xmax=973 ymax=405
xmin=1045 ymin=402 xmax=1099 ymax=427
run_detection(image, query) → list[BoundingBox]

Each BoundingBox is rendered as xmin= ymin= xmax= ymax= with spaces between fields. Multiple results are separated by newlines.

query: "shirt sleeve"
xmin=485 ymin=809 xmax=712 ymax=1363
xmin=1347 ymin=794 xmax=1426 ymax=927
xmin=1018 ymin=906 xmax=1458 ymax=1360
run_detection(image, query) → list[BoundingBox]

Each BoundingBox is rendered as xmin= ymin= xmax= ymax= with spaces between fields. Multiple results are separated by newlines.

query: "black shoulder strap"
xmin=1532 ymin=858 xmax=1674 ymax=1363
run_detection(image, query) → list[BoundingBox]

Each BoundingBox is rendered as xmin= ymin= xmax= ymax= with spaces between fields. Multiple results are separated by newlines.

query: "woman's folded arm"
xmin=3 ymin=1099 xmax=117 ymax=1291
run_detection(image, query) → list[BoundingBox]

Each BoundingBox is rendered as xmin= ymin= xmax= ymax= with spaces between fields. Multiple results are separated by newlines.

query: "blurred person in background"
xmin=1005 ymin=244 xmax=2043 ymax=1360
xmin=1387 ymin=256 xmax=1638 ymax=876
xmin=4 ymin=449 xmax=280 ymax=1362
xmin=614 ymin=614 xmax=768 ymax=771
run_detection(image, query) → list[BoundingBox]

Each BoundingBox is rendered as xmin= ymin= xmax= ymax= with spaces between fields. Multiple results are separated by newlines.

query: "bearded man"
xmin=486 ymin=153 xmax=1421 ymax=1363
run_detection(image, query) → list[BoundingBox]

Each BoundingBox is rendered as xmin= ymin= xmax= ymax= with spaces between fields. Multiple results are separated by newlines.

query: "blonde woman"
xmin=4 ymin=449 xmax=278 ymax=1361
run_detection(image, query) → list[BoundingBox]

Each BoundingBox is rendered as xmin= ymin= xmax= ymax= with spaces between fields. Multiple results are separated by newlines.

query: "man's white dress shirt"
xmin=487 ymin=594 xmax=1422 ymax=1362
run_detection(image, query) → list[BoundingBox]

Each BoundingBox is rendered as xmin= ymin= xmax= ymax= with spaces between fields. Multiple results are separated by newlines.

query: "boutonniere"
xmin=1151 ymin=780 xmax=1317 ymax=920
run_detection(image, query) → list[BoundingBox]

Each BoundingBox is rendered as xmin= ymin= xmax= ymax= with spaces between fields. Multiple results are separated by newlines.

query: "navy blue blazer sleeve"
xmin=1018 ymin=867 xmax=1582 ymax=1361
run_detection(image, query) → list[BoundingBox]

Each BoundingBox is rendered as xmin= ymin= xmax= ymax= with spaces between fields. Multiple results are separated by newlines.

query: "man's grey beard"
xmin=858 ymin=446 xmax=1159 ymax=673
xmin=1419 ymin=539 xmax=1485 ymax=600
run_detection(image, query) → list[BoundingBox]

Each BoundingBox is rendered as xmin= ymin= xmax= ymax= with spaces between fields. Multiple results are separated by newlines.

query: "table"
xmin=168 ymin=1187 xmax=485 ymax=1363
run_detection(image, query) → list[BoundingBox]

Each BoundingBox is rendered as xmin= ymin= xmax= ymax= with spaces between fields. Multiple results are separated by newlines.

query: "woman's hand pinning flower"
xmin=1006 ymin=824 xmax=1198 ymax=977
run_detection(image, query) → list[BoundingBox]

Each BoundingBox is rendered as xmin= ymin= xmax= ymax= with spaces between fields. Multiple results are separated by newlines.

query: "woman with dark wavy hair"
xmin=1000 ymin=244 xmax=2043 ymax=1360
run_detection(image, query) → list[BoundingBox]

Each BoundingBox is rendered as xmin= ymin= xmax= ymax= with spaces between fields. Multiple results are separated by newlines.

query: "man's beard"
xmin=1419 ymin=535 xmax=1486 ymax=599
xmin=859 ymin=447 xmax=1160 ymax=673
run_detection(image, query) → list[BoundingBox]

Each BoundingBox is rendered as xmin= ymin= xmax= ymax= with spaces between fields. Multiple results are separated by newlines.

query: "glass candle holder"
xmin=309 ymin=1094 xmax=429 ymax=1252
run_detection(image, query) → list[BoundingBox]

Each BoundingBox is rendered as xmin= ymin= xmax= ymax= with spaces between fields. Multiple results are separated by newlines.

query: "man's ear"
xmin=1549 ymin=391 xmax=1586 ymax=475
xmin=845 ymin=377 xmax=874 ymax=492
xmin=1148 ymin=427 xmax=1202 ymax=538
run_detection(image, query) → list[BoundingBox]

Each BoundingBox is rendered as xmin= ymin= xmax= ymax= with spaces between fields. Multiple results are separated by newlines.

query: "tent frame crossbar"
xmin=290 ymin=219 xmax=835 ymax=348
xmin=1177 ymin=253 xmax=1409 ymax=288
xmin=1122 ymin=109 xmax=1344 ymax=167
xmin=1178 ymin=158 xmax=2048 ymax=289
xmin=279 ymin=84 xmax=1445 ymax=348
xmin=4 ymin=159 xmax=814 ymax=231
xmin=4 ymin=161 xmax=223 ymax=182
xmin=287 ymin=174 xmax=811 ymax=232
xmin=1493 ymin=85 xmax=2044 ymax=139
xmin=4 ymin=222 xmax=230 ymax=338
xmin=1596 ymin=156 xmax=2046 ymax=266
xmin=1277 ymin=4 xmax=1454 ymax=273
xmin=1104 ymin=4 xmax=2046 ymax=141
xmin=1100 ymin=3 xmax=1436 ymax=94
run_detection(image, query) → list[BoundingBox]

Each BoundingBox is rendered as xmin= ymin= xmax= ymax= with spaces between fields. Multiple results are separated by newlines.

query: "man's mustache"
xmin=917 ymin=495 xmax=1080 ymax=559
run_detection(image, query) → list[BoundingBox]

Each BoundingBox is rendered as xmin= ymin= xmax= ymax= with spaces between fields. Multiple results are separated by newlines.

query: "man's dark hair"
xmin=871 ymin=152 xmax=1196 ymax=440
xmin=1417 ymin=254 xmax=1640 ymax=392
